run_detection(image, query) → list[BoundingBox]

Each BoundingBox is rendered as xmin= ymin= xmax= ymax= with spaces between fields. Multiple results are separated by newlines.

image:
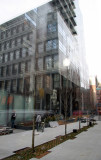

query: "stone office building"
xmin=0 ymin=0 xmax=88 ymax=125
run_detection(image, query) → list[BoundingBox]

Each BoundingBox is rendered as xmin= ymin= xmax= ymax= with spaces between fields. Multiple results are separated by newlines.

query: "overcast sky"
xmin=0 ymin=0 xmax=101 ymax=79
xmin=79 ymin=0 xmax=101 ymax=79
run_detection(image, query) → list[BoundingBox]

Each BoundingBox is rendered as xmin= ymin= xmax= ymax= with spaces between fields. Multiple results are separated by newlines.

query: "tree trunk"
xmin=32 ymin=114 xmax=35 ymax=152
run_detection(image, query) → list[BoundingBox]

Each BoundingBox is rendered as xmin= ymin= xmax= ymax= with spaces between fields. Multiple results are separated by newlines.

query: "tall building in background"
xmin=96 ymin=76 xmax=101 ymax=114
xmin=0 ymin=0 xmax=89 ymax=125
xmin=89 ymin=76 xmax=97 ymax=112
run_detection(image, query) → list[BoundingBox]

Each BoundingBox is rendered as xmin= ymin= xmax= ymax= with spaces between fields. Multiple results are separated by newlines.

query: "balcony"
xmin=52 ymin=0 xmax=77 ymax=35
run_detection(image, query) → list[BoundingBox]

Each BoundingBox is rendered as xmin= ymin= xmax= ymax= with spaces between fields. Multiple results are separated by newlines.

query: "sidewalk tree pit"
xmin=3 ymin=123 xmax=96 ymax=160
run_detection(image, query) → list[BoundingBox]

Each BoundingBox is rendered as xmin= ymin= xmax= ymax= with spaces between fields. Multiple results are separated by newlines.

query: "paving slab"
xmin=0 ymin=121 xmax=87 ymax=159
xmin=30 ymin=122 xmax=101 ymax=160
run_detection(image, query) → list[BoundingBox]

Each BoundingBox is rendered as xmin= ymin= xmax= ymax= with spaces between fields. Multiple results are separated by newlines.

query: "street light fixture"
xmin=63 ymin=58 xmax=70 ymax=135
xmin=63 ymin=58 xmax=70 ymax=68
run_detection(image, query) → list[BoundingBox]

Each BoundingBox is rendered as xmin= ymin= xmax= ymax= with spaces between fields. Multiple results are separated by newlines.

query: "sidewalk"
xmin=0 ymin=121 xmax=87 ymax=159
xmin=31 ymin=121 xmax=101 ymax=160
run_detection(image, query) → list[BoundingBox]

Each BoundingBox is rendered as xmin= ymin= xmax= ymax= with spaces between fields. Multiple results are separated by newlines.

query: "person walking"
xmin=36 ymin=114 xmax=41 ymax=131
xmin=11 ymin=111 xmax=16 ymax=128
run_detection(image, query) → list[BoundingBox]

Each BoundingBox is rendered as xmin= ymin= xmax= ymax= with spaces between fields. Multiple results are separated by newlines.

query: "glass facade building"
xmin=0 ymin=0 xmax=89 ymax=125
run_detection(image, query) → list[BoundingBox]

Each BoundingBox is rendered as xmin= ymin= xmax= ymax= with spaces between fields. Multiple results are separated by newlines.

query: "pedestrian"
xmin=36 ymin=114 xmax=41 ymax=131
xmin=11 ymin=111 xmax=16 ymax=128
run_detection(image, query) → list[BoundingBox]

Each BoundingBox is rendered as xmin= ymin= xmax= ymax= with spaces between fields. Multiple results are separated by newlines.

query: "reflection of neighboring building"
xmin=89 ymin=76 xmax=97 ymax=112
xmin=0 ymin=11 xmax=37 ymax=125
xmin=96 ymin=88 xmax=101 ymax=114
xmin=0 ymin=11 xmax=36 ymax=94
xmin=0 ymin=0 xmax=89 ymax=125
xmin=81 ymin=88 xmax=90 ymax=112
xmin=96 ymin=76 xmax=101 ymax=114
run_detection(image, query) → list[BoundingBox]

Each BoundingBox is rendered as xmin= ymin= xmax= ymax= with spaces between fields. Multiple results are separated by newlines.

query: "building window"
xmin=0 ymin=55 xmax=3 ymax=63
xmin=0 ymin=81 xmax=5 ymax=90
xmin=19 ymin=62 xmax=25 ymax=73
xmin=46 ymin=40 xmax=52 ymax=51
xmin=12 ymin=27 xmax=16 ymax=35
xmin=29 ymin=33 xmax=33 ymax=41
xmin=53 ymin=39 xmax=58 ymax=49
xmin=45 ymin=56 xmax=52 ymax=70
xmin=5 ymin=81 xmax=10 ymax=92
xmin=4 ymin=53 xmax=8 ymax=62
xmin=22 ymin=48 xmax=27 ymax=57
xmin=18 ymin=24 xmax=23 ymax=32
xmin=17 ymin=25 xmax=22 ymax=33
xmin=47 ymin=22 xmax=57 ymax=33
xmin=12 ymin=79 xmax=16 ymax=92
xmin=53 ymin=74 xmax=60 ymax=88
xmin=15 ymin=50 xmax=20 ymax=59
xmin=11 ymin=39 xmax=15 ymax=48
xmin=1 ymin=32 xmax=3 ymax=39
xmin=4 ymin=42 xmax=6 ymax=50
xmin=1 ymin=33 xmax=3 ymax=39
xmin=0 ymin=68 xmax=1 ymax=76
xmin=18 ymin=79 xmax=23 ymax=93
xmin=6 ymin=65 xmax=11 ymax=76
xmin=6 ymin=29 xmax=11 ymax=37
xmin=36 ymin=75 xmax=42 ymax=90
xmin=24 ymin=77 xmax=30 ymax=92
xmin=1 ymin=66 xmax=6 ymax=77
xmin=25 ymin=61 xmax=31 ymax=72
xmin=38 ymin=43 xmax=44 ymax=54
xmin=1 ymin=43 xmax=4 ymax=51
xmin=28 ymin=47 xmax=33 ymax=55
xmin=23 ymin=34 xmax=27 ymax=42
xmin=0 ymin=44 xmax=1 ymax=51
xmin=37 ymin=58 xmax=43 ymax=71
xmin=23 ymin=37 xmax=30 ymax=48
xmin=6 ymin=41 xmax=10 ymax=49
xmin=46 ymin=39 xmax=58 ymax=51
xmin=16 ymin=37 xmax=22 ymax=45
xmin=10 ymin=52 xmax=14 ymax=61
xmin=45 ymin=75 xmax=51 ymax=89
xmin=53 ymin=55 xmax=58 ymax=68
xmin=1 ymin=32 xmax=5 ymax=39
xmin=63 ymin=77 xmax=66 ymax=88
xmin=24 ymin=22 xmax=29 ymax=30
xmin=2 ymin=54 xmax=4 ymax=62
xmin=47 ymin=12 xmax=57 ymax=21
xmin=47 ymin=13 xmax=53 ymax=20
xmin=9 ymin=40 xmax=11 ymax=48
xmin=12 ymin=64 xmax=18 ymax=75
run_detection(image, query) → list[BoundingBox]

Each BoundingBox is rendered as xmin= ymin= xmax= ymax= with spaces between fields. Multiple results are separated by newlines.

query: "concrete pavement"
xmin=0 ymin=121 xmax=87 ymax=159
xmin=31 ymin=121 xmax=101 ymax=160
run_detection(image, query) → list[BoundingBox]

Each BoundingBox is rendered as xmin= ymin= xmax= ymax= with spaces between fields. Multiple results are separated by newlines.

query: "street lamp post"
xmin=63 ymin=58 xmax=70 ymax=135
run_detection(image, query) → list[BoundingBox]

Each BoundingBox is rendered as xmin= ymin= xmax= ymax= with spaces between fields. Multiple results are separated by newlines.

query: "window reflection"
xmin=45 ymin=56 xmax=52 ymax=70
xmin=46 ymin=39 xmax=58 ymax=51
